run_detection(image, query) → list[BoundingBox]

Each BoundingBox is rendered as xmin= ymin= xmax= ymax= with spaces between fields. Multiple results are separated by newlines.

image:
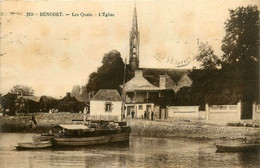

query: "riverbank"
xmin=1 ymin=114 xmax=259 ymax=140
xmin=0 ymin=113 xmax=82 ymax=133
xmin=128 ymin=120 xmax=260 ymax=140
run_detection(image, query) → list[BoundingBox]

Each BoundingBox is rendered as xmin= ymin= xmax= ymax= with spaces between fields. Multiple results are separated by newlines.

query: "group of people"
xmin=130 ymin=110 xmax=154 ymax=121
xmin=144 ymin=110 xmax=154 ymax=121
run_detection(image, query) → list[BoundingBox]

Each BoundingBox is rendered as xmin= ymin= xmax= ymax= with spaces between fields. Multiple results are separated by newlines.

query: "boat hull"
xmin=33 ymin=134 xmax=54 ymax=142
xmin=216 ymin=144 xmax=260 ymax=153
xmin=16 ymin=141 xmax=52 ymax=150
xmin=53 ymin=132 xmax=130 ymax=146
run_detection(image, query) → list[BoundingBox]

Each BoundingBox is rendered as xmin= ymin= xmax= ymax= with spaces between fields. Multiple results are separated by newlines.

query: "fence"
xmin=166 ymin=106 xmax=199 ymax=120
xmin=205 ymin=101 xmax=241 ymax=123
xmin=88 ymin=115 xmax=120 ymax=122
xmin=252 ymin=102 xmax=260 ymax=121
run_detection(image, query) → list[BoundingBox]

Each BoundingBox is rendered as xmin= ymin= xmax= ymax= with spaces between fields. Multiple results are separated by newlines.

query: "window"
xmin=139 ymin=105 xmax=143 ymax=110
xmin=105 ymin=102 xmax=112 ymax=112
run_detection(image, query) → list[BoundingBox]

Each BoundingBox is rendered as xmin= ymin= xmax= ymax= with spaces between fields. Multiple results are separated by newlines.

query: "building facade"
xmin=90 ymin=89 xmax=122 ymax=121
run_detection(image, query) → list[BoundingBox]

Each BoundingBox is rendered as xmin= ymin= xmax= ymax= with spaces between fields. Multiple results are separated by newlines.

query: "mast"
xmin=121 ymin=58 xmax=127 ymax=121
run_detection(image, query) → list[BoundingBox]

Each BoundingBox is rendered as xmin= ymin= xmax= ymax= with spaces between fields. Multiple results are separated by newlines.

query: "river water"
xmin=0 ymin=133 xmax=259 ymax=168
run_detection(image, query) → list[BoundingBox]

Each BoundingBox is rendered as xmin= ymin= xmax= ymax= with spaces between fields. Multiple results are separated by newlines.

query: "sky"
xmin=0 ymin=0 xmax=259 ymax=98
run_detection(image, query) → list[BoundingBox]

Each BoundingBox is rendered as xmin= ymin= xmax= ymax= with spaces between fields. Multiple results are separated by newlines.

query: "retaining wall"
xmin=0 ymin=112 xmax=84 ymax=126
xmin=129 ymin=120 xmax=260 ymax=139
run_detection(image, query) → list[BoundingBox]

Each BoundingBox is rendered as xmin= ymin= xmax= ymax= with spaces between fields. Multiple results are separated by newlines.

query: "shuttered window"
xmin=105 ymin=102 xmax=113 ymax=112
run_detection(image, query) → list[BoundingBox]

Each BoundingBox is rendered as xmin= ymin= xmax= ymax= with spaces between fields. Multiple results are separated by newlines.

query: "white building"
xmin=90 ymin=89 xmax=122 ymax=121
xmin=124 ymin=70 xmax=159 ymax=118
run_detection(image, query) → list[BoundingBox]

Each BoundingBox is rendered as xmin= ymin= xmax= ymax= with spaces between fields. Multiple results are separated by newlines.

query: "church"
xmin=124 ymin=6 xmax=192 ymax=119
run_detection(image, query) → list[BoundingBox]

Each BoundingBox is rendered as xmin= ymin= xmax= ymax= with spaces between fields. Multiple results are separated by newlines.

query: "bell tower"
xmin=129 ymin=5 xmax=140 ymax=72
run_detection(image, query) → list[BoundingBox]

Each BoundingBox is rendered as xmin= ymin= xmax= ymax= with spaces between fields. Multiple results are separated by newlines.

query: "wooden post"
xmin=252 ymin=102 xmax=256 ymax=120
xmin=237 ymin=100 xmax=242 ymax=121
xmin=205 ymin=103 xmax=209 ymax=120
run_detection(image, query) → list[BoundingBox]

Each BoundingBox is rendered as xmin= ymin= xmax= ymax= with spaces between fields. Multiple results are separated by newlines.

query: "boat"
xmin=33 ymin=133 xmax=54 ymax=142
xmin=52 ymin=121 xmax=131 ymax=146
xmin=216 ymin=143 xmax=260 ymax=153
xmin=15 ymin=141 xmax=52 ymax=150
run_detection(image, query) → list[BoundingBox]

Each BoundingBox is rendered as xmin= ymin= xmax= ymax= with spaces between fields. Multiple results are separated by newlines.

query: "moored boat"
xmin=53 ymin=132 xmax=130 ymax=146
xmin=216 ymin=143 xmax=260 ymax=153
xmin=51 ymin=121 xmax=131 ymax=147
xmin=16 ymin=141 xmax=52 ymax=150
xmin=33 ymin=134 xmax=54 ymax=142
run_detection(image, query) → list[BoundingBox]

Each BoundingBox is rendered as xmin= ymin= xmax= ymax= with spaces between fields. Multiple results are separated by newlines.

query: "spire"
xmin=132 ymin=3 xmax=138 ymax=32
xmin=129 ymin=4 xmax=140 ymax=72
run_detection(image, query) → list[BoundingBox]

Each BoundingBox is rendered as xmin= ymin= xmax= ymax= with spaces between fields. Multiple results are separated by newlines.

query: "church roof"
xmin=91 ymin=89 xmax=122 ymax=101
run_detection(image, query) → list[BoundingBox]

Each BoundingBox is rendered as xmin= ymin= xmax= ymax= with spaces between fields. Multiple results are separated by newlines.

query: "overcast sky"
xmin=0 ymin=0 xmax=259 ymax=97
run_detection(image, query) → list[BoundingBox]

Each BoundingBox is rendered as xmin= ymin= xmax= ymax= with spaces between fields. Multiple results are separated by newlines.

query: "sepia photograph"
xmin=0 ymin=0 xmax=259 ymax=167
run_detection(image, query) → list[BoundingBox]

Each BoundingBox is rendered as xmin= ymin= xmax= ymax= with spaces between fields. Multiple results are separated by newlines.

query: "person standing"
xmin=31 ymin=114 xmax=37 ymax=126
xmin=144 ymin=111 xmax=147 ymax=120
xmin=83 ymin=106 xmax=88 ymax=122
xmin=151 ymin=111 xmax=154 ymax=121
xmin=131 ymin=111 xmax=135 ymax=119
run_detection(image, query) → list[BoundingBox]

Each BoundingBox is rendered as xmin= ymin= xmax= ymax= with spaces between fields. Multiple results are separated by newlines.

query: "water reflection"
xmin=0 ymin=133 xmax=259 ymax=168
xmin=238 ymin=152 xmax=260 ymax=168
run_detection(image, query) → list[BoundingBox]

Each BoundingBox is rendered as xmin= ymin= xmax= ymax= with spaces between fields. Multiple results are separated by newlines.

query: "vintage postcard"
xmin=0 ymin=0 xmax=259 ymax=167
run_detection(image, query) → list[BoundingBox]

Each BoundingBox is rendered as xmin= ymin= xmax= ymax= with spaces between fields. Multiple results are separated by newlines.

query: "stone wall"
xmin=34 ymin=112 xmax=84 ymax=125
xmin=129 ymin=120 xmax=260 ymax=139
xmin=198 ymin=111 xmax=206 ymax=120
xmin=0 ymin=112 xmax=84 ymax=127
xmin=205 ymin=102 xmax=241 ymax=124
xmin=167 ymin=106 xmax=199 ymax=120
xmin=252 ymin=103 xmax=260 ymax=123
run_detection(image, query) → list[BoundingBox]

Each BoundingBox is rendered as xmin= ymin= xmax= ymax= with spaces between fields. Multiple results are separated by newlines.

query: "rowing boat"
xmin=16 ymin=141 xmax=52 ymax=150
xmin=216 ymin=143 xmax=260 ymax=153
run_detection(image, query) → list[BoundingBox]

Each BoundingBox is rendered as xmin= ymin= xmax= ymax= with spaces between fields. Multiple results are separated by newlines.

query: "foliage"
xmin=86 ymin=50 xmax=126 ymax=96
xmin=10 ymin=85 xmax=34 ymax=96
xmin=196 ymin=42 xmax=220 ymax=69
xmin=187 ymin=5 xmax=259 ymax=117
xmin=39 ymin=96 xmax=59 ymax=112
xmin=221 ymin=5 xmax=259 ymax=63
xmin=220 ymin=5 xmax=259 ymax=118
xmin=15 ymin=97 xmax=40 ymax=114
xmin=0 ymin=93 xmax=17 ymax=115
xmin=57 ymin=93 xmax=86 ymax=113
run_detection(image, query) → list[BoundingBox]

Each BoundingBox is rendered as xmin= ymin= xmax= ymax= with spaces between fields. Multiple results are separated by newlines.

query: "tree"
xmin=196 ymin=42 xmax=220 ymax=69
xmin=39 ymin=96 xmax=59 ymax=112
xmin=57 ymin=93 xmax=86 ymax=113
xmin=86 ymin=50 xmax=126 ymax=95
xmin=1 ymin=93 xmax=17 ymax=115
xmin=15 ymin=97 xmax=40 ymax=114
xmin=220 ymin=5 xmax=259 ymax=118
xmin=221 ymin=5 xmax=259 ymax=63
xmin=221 ymin=5 xmax=259 ymax=103
xmin=181 ymin=5 xmax=259 ymax=117
xmin=10 ymin=85 xmax=34 ymax=96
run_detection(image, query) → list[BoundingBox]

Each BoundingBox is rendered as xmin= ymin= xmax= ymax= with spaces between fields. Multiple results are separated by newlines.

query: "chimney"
xmin=135 ymin=70 xmax=143 ymax=78
xmin=66 ymin=92 xmax=71 ymax=98
xmin=159 ymin=75 xmax=167 ymax=89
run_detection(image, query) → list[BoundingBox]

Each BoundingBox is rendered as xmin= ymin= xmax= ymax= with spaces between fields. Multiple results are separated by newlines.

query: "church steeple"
xmin=132 ymin=4 xmax=138 ymax=33
xmin=129 ymin=4 xmax=140 ymax=72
